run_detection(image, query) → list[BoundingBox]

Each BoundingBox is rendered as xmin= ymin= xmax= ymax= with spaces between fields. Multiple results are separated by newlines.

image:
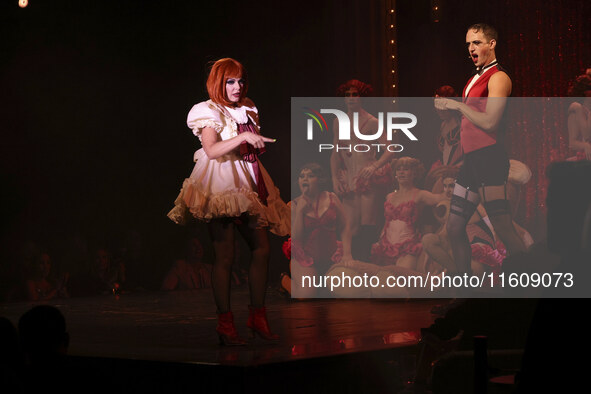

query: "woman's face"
xmin=298 ymin=168 xmax=320 ymax=195
xmin=344 ymin=87 xmax=361 ymax=110
xmin=225 ymin=75 xmax=245 ymax=103
xmin=442 ymin=177 xmax=455 ymax=198
xmin=396 ymin=166 xmax=414 ymax=185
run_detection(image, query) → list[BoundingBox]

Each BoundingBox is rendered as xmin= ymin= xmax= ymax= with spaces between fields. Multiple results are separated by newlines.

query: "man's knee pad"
xmin=449 ymin=194 xmax=477 ymax=222
xmin=483 ymin=199 xmax=511 ymax=218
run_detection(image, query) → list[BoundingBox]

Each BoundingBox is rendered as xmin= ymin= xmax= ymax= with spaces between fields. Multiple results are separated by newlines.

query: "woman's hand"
xmin=358 ymin=163 xmax=378 ymax=179
xmin=333 ymin=178 xmax=346 ymax=195
xmin=332 ymin=169 xmax=349 ymax=195
xmin=241 ymin=133 xmax=275 ymax=149
xmin=293 ymin=195 xmax=312 ymax=216
xmin=202 ymin=127 xmax=274 ymax=159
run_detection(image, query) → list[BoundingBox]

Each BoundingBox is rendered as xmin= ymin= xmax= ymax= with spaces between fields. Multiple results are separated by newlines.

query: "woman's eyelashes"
xmin=227 ymin=78 xmax=245 ymax=85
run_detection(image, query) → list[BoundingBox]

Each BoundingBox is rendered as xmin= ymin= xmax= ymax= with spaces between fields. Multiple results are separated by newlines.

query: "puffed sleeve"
xmin=242 ymin=98 xmax=261 ymax=131
xmin=186 ymin=101 xmax=225 ymax=140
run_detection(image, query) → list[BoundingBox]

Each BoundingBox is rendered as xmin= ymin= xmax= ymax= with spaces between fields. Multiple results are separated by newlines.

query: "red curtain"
xmin=501 ymin=0 xmax=591 ymax=230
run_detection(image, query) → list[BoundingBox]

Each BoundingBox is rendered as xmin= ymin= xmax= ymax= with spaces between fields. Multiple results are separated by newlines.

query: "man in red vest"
xmin=434 ymin=23 xmax=526 ymax=275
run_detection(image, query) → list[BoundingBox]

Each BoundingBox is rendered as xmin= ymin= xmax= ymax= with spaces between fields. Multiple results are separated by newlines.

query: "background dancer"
xmin=331 ymin=79 xmax=396 ymax=261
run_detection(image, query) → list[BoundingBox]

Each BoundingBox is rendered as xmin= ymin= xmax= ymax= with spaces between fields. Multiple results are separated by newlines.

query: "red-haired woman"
xmin=168 ymin=58 xmax=290 ymax=345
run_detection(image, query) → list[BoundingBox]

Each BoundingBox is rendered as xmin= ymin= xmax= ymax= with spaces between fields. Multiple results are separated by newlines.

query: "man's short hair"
xmin=467 ymin=23 xmax=498 ymax=42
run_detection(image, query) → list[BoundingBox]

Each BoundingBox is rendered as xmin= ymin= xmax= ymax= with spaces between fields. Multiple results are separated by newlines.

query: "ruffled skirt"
xmin=370 ymin=232 xmax=423 ymax=265
xmin=167 ymin=149 xmax=290 ymax=236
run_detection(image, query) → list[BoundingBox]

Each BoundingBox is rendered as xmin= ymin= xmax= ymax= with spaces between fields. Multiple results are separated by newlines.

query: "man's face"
xmin=466 ymin=29 xmax=495 ymax=68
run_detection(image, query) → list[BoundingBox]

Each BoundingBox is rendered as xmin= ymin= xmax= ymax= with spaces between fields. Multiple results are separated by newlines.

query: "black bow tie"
xmin=474 ymin=61 xmax=499 ymax=76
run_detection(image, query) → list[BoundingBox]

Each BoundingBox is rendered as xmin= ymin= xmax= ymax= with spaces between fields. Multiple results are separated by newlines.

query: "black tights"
xmin=447 ymin=191 xmax=479 ymax=275
xmin=446 ymin=212 xmax=473 ymax=275
xmin=208 ymin=217 xmax=270 ymax=313
xmin=447 ymin=184 xmax=527 ymax=275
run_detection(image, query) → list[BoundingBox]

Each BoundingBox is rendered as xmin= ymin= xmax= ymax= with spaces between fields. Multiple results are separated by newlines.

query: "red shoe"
xmin=216 ymin=311 xmax=246 ymax=346
xmin=247 ymin=306 xmax=279 ymax=341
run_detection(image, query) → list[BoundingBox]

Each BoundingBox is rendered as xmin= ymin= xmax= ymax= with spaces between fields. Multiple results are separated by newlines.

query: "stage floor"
xmin=1 ymin=287 xmax=441 ymax=367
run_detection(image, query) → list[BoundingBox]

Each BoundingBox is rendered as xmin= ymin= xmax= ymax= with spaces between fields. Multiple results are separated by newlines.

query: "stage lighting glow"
xmin=19 ymin=0 xmax=28 ymax=8
xmin=387 ymin=0 xmax=398 ymax=96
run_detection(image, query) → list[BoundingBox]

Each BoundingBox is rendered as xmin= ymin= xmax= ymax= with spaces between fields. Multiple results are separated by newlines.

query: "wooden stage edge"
xmin=1 ymin=287 xmax=444 ymax=393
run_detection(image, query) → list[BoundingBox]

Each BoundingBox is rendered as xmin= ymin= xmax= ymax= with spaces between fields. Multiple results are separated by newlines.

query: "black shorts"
xmin=456 ymin=144 xmax=509 ymax=191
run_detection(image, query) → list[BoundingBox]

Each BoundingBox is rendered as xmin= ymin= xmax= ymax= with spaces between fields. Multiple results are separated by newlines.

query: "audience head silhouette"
xmin=18 ymin=305 xmax=69 ymax=364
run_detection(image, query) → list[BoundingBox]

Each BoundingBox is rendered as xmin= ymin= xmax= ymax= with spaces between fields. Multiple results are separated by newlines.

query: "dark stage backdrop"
xmin=0 ymin=0 xmax=391 ymax=286
xmin=1 ymin=0 xmax=589 ymax=288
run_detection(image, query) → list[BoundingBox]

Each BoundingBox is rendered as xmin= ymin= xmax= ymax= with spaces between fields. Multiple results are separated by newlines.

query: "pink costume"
xmin=371 ymin=191 xmax=422 ymax=265
xmin=467 ymin=220 xmax=505 ymax=273
xmin=291 ymin=193 xmax=342 ymax=274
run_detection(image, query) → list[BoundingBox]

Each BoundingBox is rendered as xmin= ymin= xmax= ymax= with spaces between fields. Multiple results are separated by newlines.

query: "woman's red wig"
xmin=206 ymin=58 xmax=249 ymax=106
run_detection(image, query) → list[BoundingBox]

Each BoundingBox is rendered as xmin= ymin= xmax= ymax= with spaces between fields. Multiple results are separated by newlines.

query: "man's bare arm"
xmin=434 ymin=71 xmax=512 ymax=132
